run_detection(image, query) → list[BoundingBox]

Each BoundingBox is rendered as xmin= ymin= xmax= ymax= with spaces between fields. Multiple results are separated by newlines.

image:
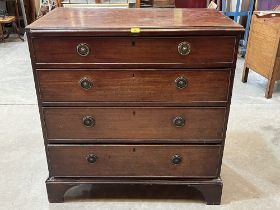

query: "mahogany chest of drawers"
xmin=27 ymin=8 xmax=243 ymax=204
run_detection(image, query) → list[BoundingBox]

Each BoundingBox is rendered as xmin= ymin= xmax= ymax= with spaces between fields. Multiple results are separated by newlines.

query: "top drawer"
xmin=31 ymin=36 xmax=236 ymax=68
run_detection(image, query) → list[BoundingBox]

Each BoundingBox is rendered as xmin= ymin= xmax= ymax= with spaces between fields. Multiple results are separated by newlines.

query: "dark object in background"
xmin=0 ymin=15 xmax=24 ymax=42
xmin=175 ymin=0 xmax=207 ymax=8
xmin=0 ymin=9 xmax=8 ymax=18
xmin=37 ymin=6 xmax=51 ymax=19
xmin=257 ymin=0 xmax=280 ymax=10
xmin=175 ymin=0 xmax=222 ymax=9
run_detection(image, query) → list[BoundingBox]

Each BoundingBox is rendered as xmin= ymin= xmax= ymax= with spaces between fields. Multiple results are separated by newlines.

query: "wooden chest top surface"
xmin=26 ymin=8 xmax=243 ymax=32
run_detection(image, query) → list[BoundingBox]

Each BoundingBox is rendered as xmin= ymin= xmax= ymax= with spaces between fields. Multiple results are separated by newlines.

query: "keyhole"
xmin=132 ymin=41 xmax=135 ymax=46
xmin=133 ymin=111 xmax=136 ymax=116
xmin=132 ymin=73 xmax=135 ymax=78
xmin=133 ymin=148 xmax=136 ymax=152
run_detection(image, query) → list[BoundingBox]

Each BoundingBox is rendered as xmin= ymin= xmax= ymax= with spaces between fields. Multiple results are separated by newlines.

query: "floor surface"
xmin=0 ymin=37 xmax=280 ymax=210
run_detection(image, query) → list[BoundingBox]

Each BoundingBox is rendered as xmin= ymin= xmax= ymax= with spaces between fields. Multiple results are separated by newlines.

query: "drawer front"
xmin=48 ymin=145 xmax=221 ymax=177
xmin=32 ymin=37 xmax=236 ymax=65
xmin=37 ymin=69 xmax=230 ymax=103
xmin=44 ymin=107 xmax=226 ymax=141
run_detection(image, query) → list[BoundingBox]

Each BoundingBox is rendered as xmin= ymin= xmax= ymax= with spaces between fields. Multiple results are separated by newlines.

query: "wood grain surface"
xmin=27 ymin=8 xmax=243 ymax=31
xmin=37 ymin=69 xmax=231 ymax=103
xmin=32 ymin=36 xmax=236 ymax=65
xmin=48 ymin=144 xmax=221 ymax=177
xmin=43 ymin=107 xmax=226 ymax=141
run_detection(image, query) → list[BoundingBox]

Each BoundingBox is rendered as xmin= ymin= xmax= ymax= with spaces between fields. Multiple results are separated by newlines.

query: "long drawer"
xmin=43 ymin=107 xmax=226 ymax=142
xmin=32 ymin=36 xmax=236 ymax=66
xmin=37 ymin=69 xmax=230 ymax=103
xmin=48 ymin=144 xmax=221 ymax=178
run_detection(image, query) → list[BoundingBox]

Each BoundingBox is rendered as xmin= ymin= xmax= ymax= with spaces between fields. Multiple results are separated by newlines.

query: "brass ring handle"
xmin=77 ymin=43 xmax=90 ymax=56
xmin=178 ymin=42 xmax=191 ymax=55
xmin=175 ymin=76 xmax=188 ymax=89
xmin=171 ymin=154 xmax=182 ymax=165
xmin=87 ymin=154 xmax=98 ymax=164
xmin=80 ymin=77 xmax=93 ymax=90
xmin=173 ymin=116 xmax=185 ymax=128
xmin=82 ymin=116 xmax=95 ymax=128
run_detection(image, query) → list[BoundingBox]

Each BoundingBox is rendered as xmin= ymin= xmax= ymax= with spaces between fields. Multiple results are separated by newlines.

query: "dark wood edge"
xmin=47 ymin=143 xmax=223 ymax=147
xmin=47 ymin=175 xmax=220 ymax=179
xmin=36 ymin=68 xmax=232 ymax=71
xmin=43 ymin=106 xmax=227 ymax=111
xmin=191 ymin=178 xmax=223 ymax=205
xmin=216 ymin=33 xmax=242 ymax=176
xmin=27 ymin=32 xmax=52 ymax=173
xmin=46 ymin=139 xmax=223 ymax=144
xmin=28 ymin=29 xmax=243 ymax=37
xmin=41 ymin=102 xmax=228 ymax=107
xmin=34 ymin=63 xmax=235 ymax=69
xmin=46 ymin=176 xmax=222 ymax=184
xmin=46 ymin=177 xmax=223 ymax=204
